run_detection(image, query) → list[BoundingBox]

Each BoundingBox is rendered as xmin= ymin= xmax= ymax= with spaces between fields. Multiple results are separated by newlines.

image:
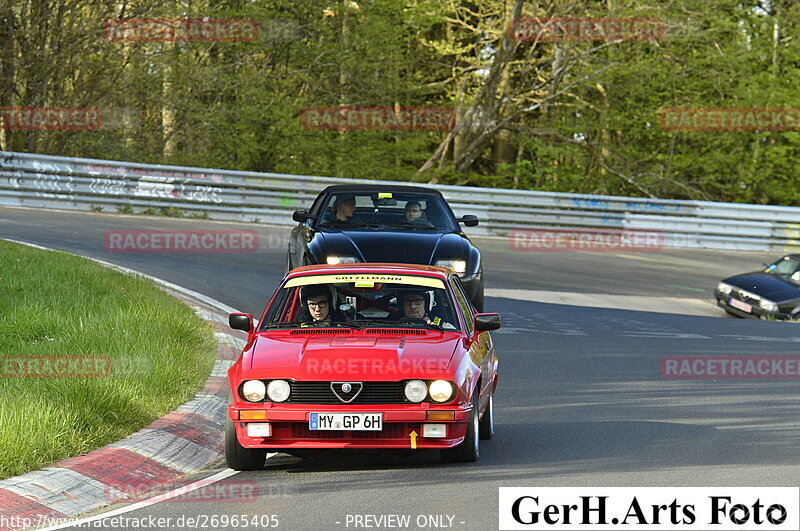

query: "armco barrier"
xmin=1 ymin=150 xmax=798 ymax=251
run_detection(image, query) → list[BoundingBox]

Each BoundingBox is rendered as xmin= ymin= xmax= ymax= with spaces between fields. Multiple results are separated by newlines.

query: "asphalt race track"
xmin=3 ymin=206 xmax=800 ymax=531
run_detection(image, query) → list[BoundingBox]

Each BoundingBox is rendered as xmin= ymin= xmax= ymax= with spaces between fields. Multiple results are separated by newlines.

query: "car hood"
xmin=319 ymin=230 xmax=466 ymax=264
xmin=723 ymin=272 xmax=800 ymax=302
xmin=244 ymin=334 xmax=460 ymax=379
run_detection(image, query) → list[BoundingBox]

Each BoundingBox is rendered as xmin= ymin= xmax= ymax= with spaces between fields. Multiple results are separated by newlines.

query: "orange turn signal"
xmin=426 ymin=411 xmax=455 ymax=421
xmin=239 ymin=410 xmax=267 ymax=421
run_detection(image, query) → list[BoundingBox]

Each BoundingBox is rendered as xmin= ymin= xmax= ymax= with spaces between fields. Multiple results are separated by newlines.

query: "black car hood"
xmin=318 ymin=230 xmax=466 ymax=264
xmin=723 ymin=272 xmax=800 ymax=302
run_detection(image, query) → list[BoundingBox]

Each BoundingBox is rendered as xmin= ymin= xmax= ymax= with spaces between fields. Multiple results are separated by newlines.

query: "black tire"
xmin=442 ymin=393 xmax=480 ymax=463
xmin=225 ymin=417 xmax=267 ymax=471
xmin=478 ymin=390 xmax=494 ymax=440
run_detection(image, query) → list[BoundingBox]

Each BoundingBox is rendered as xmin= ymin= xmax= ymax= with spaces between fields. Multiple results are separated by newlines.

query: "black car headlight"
xmin=759 ymin=299 xmax=778 ymax=313
xmin=717 ymin=282 xmax=733 ymax=295
xmin=326 ymin=255 xmax=360 ymax=265
xmin=435 ymin=259 xmax=466 ymax=275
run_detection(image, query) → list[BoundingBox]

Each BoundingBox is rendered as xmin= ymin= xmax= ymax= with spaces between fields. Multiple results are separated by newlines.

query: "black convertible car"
xmin=714 ymin=254 xmax=800 ymax=320
xmin=287 ymin=185 xmax=485 ymax=310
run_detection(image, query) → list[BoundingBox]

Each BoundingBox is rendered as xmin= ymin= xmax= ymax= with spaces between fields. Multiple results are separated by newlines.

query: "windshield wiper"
xmin=260 ymin=321 xmax=301 ymax=330
xmin=319 ymin=221 xmax=385 ymax=229
xmin=349 ymin=319 xmax=446 ymax=331
xmin=388 ymin=221 xmax=437 ymax=230
xmin=261 ymin=321 xmax=362 ymax=330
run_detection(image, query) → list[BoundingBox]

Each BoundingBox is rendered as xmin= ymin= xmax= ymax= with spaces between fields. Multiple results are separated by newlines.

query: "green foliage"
xmin=142 ymin=206 xmax=184 ymax=217
xmin=2 ymin=0 xmax=800 ymax=204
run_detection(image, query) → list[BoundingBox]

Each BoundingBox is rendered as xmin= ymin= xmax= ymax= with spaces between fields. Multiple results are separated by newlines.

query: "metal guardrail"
xmin=1 ymin=150 xmax=798 ymax=251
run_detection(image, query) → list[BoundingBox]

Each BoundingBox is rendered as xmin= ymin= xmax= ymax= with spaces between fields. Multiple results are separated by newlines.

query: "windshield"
xmin=764 ymin=256 xmax=800 ymax=280
xmin=260 ymin=274 xmax=460 ymax=332
xmin=316 ymin=192 xmax=458 ymax=232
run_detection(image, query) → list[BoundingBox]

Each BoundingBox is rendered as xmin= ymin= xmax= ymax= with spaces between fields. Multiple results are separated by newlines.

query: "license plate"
xmin=729 ymin=298 xmax=752 ymax=313
xmin=309 ymin=413 xmax=382 ymax=431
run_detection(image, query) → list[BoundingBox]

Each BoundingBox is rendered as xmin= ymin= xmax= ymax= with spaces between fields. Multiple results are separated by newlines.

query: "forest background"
xmin=1 ymin=0 xmax=798 ymax=204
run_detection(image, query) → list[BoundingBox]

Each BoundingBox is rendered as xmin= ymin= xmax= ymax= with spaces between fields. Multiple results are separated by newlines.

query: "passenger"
xmin=332 ymin=195 xmax=357 ymax=222
xmin=296 ymin=285 xmax=346 ymax=326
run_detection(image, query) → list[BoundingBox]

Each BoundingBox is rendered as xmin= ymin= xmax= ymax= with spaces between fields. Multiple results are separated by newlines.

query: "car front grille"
xmin=287 ymin=381 xmax=407 ymax=404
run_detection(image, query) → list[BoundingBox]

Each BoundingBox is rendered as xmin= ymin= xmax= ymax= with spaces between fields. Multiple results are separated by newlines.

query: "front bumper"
xmin=229 ymin=403 xmax=471 ymax=449
xmin=714 ymin=290 xmax=788 ymax=320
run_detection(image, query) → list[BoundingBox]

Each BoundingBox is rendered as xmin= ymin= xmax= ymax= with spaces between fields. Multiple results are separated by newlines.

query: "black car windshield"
xmin=260 ymin=274 xmax=461 ymax=332
xmin=316 ymin=192 xmax=459 ymax=232
xmin=765 ymin=256 xmax=800 ymax=280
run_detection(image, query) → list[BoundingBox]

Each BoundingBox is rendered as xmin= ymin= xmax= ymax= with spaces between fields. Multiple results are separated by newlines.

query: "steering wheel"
xmin=398 ymin=317 xmax=427 ymax=324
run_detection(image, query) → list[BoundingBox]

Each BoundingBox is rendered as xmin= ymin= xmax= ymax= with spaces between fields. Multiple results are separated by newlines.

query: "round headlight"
xmin=429 ymin=380 xmax=454 ymax=403
xmin=404 ymin=380 xmax=427 ymax=403
xmin=266 ymin=380 xmax=291 ymax=402
xmin=242 ymin=380 xmax=266 ymax=402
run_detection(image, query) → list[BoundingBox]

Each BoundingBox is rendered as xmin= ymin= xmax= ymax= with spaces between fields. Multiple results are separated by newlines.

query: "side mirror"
xmin=458 ymin=215 xmax=479 ymax=227
xmin=229 ymin=313 xmax=254 ymax=333
xmin=473 ymin=313 xmax=501 ymax=332
xmin=292 ymin=210 xmax=314 ymax=223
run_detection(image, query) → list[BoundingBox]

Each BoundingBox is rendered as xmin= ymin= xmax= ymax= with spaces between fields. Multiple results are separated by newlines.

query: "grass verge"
xmin=0 ymin=240 xmax=217 ymax=479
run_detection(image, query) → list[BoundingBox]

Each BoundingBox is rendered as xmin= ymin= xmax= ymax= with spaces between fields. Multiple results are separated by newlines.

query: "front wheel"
xmin=441 ymin=394 xmax=479 ymax=463
xmin=225 ymin=417 xmax=267 ymax=470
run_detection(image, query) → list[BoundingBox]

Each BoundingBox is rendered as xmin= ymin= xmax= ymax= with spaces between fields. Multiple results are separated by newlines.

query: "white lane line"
xmin=487 ymin=288 xmax=721 ymax=317
xmin=36 ymin=468 xmax=239 ymax=530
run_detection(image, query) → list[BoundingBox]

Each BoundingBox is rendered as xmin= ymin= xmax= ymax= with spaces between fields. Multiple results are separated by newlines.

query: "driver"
xmin=397 ymin=289 xmax=454 ymax=329
xmin=404 ymin=201 xmax=424 ymax=221
xmin=297 ymin=285 xmax=346 ymax=326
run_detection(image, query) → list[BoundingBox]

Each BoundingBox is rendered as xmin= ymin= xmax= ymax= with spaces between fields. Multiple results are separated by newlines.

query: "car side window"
xmin=309 ymin=194 xmax=325 ymax=216
xmin=449 ymin=276 xmax=474 ymax=334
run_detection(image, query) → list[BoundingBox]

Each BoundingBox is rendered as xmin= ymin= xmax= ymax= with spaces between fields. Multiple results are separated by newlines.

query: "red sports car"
xmin=225 ymin=263 xmax=501 ymax=469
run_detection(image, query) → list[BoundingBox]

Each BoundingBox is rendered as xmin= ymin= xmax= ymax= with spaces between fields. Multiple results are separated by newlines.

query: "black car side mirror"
xmin=473 ymin=313 xmax=501 ymax=332
xmin=293 ymin=210 xmax=314 ymax=223
xmin=458 ymin=215 xmax=479 ymax=227
xmin=229 ymin=313 xmax=254 ymax=333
